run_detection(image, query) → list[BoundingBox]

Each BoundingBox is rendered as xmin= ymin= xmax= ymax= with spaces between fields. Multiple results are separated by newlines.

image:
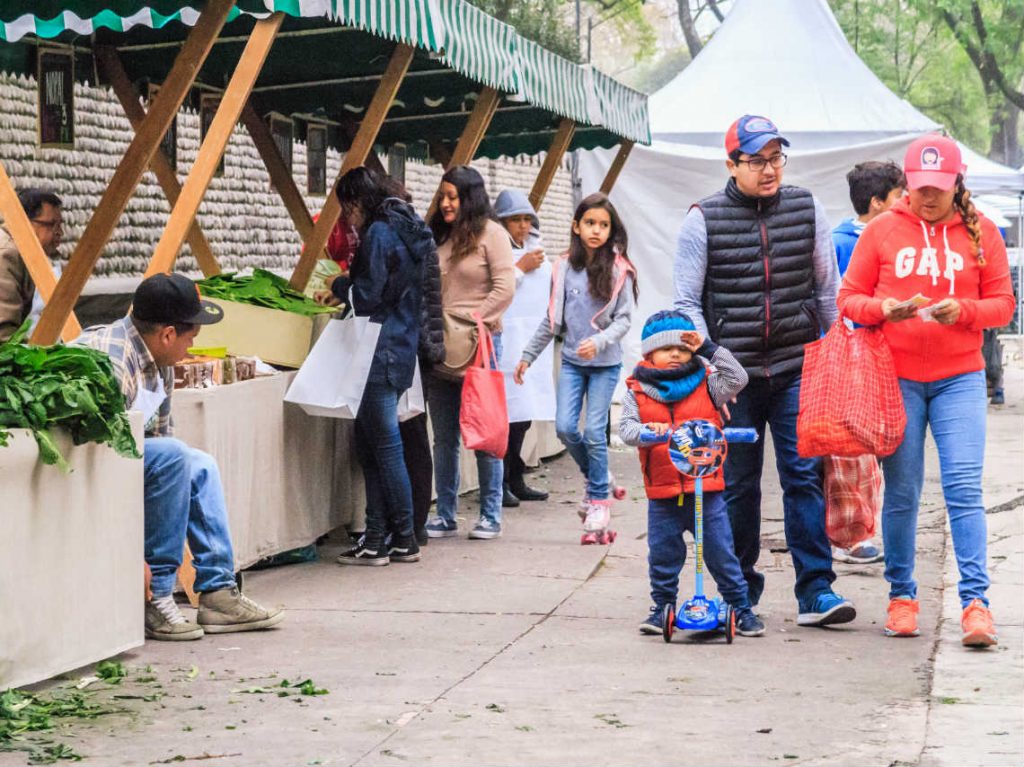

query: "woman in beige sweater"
xmin=424 ymin=166 xmax=515 ymax=540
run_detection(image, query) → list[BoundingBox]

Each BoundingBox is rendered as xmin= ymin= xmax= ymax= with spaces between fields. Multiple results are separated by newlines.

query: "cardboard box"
xmin=195 ymin=299 xmax=336 ymax=368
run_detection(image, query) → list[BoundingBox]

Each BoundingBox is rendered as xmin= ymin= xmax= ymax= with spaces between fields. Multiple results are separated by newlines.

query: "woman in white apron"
xmin=494 ymin=189 xmax=556 ymax=507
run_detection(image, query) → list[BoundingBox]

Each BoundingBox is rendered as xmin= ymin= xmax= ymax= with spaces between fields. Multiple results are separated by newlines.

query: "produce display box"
xmin=195 ymin=299 xmax=336 ymax=369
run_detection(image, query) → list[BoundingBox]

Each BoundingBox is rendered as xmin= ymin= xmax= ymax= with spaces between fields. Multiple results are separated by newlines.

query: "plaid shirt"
xmin=75 ymin=316 xmax=174 ymax=437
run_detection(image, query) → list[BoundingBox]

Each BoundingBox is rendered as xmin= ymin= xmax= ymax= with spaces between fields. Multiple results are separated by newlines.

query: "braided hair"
xmin=952 ymin=173 xmax=985 ymax=267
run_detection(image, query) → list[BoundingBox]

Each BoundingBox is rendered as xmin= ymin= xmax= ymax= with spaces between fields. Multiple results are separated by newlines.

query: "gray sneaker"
xmin=145 ymin=596 xmax=204 ymax=641
xmin=197 ymin=587 xmax=284 ymax=634
xmin=468 ymin=518 xmax=502 ymax=539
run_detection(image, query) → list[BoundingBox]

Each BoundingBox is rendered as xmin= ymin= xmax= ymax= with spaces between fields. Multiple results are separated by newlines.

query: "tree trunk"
xmin=990 ymin=103 xmax=1022 ymax=168
xmin=676 ymin=0 xmax=703 ymax=59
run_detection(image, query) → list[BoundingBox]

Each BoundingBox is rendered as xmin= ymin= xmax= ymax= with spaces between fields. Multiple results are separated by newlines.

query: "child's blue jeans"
xmin=648 ymin=492 xmax=751 ymax=611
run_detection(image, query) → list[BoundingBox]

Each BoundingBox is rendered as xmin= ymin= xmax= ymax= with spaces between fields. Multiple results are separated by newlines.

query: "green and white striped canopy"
xmin=0 ymin=1 xmax=649 ymax=147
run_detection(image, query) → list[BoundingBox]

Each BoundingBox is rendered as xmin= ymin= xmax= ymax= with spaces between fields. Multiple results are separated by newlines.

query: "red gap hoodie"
xmin=838 ymin=197 xmax=1016 ymax=383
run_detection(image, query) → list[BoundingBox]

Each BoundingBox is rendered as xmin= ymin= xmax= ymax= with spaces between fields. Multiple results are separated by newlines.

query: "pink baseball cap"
xmin=903 ymin=134 xmax=966 ymax=191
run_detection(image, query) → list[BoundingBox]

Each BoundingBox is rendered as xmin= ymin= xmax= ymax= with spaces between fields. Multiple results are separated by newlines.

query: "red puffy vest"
xmin=627 ymin=376 xmax=724 ymax=499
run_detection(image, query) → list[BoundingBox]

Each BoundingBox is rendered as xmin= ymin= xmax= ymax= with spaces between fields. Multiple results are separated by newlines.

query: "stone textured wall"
xmin=0 ymin=72 xmax=574 ymax=282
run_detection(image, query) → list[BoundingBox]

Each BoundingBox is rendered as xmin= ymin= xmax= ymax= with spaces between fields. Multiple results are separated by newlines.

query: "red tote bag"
xmin=797 ymin=320 xmax=906 ymax=458
xmin=460 ymin=315 xmax=509 ymax=459
xmin=824 ymin=455 xmax=881 ymax=549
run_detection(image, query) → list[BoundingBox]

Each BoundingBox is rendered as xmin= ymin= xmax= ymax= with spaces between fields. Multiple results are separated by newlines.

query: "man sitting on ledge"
xmin=76 ymin=273 xmax=284 ymax=641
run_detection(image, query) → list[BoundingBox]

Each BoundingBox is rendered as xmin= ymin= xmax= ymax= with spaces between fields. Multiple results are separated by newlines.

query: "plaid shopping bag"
xmin=824 ymin=455 xmax=881 ymax=549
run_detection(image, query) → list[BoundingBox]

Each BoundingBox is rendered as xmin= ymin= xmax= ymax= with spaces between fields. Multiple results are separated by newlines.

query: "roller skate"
xmin=580 ymin=500 xmax=617 ymax=545
xmin=578 ymin=473 xmax=626 ymax=520
xmin=609 ymin=471 xmax=627 ymax=501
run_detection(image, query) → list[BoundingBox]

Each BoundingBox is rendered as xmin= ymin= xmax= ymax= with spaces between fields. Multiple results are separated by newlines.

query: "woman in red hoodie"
xmin=839 ymin=135 xmax=1015 ymax=648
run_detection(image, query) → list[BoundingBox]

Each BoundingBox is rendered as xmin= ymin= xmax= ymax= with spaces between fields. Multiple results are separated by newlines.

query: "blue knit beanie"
xmin=641 ymin=310 xmax=696 ymax=355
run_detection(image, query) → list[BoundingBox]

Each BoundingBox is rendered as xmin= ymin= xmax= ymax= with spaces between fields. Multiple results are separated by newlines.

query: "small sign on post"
xmin=307 ymin=123 xmax=327 ymax=196
xmin=37 ymin=47 xmax=74 ymax=149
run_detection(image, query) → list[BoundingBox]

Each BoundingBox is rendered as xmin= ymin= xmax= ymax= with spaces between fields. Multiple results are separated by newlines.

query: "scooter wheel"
xmin=662 ymin=603 xmax=675 ymax=643
xmin=613 ymin=486 xmax=627 ymax=500
xmin=724 ymin=605 xmax=735 ymax=645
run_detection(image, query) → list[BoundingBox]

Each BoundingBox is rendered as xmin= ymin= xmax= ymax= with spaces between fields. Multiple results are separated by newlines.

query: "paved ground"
xmin=5 ymin=369 xmax=1022 ymax=767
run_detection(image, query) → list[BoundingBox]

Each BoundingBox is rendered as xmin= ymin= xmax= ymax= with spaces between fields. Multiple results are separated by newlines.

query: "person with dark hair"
xmin=76 ymin=274 xmax=284 ymax=641
xmin=423 ymin=165 xmax=515 ymax=540
xmin=674 ymin=114 xmax=853 ymax=629
xmin=833 ymin=161 xmax=906 ymax=277
xmin=0 ymin=188 xmax=63 ymax=341
xmin=839 ymin=134 xmax=1016 ymax=647
xmin=515 ymin=192 xmax=638 ymax=542
xmin=316 ymin=166 xmax=432 ymax=564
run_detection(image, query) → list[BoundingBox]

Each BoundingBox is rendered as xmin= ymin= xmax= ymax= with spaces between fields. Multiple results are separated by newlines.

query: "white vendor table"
xmin=1 ymin=415 xmax=144 ymax=690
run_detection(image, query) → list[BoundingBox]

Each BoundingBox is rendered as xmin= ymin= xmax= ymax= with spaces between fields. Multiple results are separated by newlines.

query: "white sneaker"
xmin=145 ymin=595 xmax=204 ymax=641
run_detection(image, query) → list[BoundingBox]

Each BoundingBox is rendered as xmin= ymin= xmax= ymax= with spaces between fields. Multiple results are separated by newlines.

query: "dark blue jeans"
xmin=356 ymin=380 xmax=415 ymax=541
xmin=648 ymin=492 xmax=750 ymax=610
xmin=723 ymin=374 xmax=835 ymax=610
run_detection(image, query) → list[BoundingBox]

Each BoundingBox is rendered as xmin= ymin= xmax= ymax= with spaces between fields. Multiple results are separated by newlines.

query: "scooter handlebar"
xmin=722 ymin=427 xmax=758 ymax=444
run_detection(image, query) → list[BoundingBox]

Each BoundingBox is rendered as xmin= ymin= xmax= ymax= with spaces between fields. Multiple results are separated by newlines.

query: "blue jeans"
xmin=724 ymin=374 xmax=835 ymax=610
xmin=555 ymin=361 xmax=621 ymax=500
xmin=648 ymin=493 xmax=751 ymax=611
xmin=356 ymin=381 xmax=414 ymax=541
xmin=144 ymin=437 xmax=236 ymax=597
xmin=882 ymin=371 xmax=990 ymax=607
xmin=428 ymin=334 xmax=503 ymax=526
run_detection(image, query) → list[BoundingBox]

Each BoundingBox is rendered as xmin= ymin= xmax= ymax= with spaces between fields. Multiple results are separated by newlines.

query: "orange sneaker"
xmin=961 ymin=599 xmax=998 ymax=647
xmin=884 ymin=597 xmax=920 ymax=637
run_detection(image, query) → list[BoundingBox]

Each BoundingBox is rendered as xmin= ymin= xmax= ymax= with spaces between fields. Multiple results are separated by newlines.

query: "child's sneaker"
xmin=797 ymin=591 xmax=856 ymax=626
xmin=583 ymin=500 xmax=611 ymax=532
xmin=468 ymin=518 xmax=502 ymax=540
xmin=735 ymin=607 xmax=765 ymax=637
xmin=884 ymin=596 xmax=920 ymax=637
xmin=638 ymin=605 xmax=663 ymax=635
xmin=424 ymin=516 xmax=458 ymax=538
xmin=961 ymin=599 xmax=998 ymax=647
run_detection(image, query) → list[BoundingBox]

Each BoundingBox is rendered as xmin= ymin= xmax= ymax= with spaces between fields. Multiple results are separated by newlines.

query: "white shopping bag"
xmin=398 ymin=360 xmax=425 ymax=422
xmin=284 ymin=316 xmax=381 ymax=418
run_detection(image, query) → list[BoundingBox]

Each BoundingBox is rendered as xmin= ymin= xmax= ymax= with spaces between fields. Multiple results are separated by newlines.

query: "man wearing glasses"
xmin=673 ymin=115 xmax=851 ymax=630
xmin=0 ymin=188 xmax=64 ymax=341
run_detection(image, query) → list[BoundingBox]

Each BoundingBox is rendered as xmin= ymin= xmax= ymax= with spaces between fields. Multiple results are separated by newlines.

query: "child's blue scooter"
xmin=639 ymin=420 xmax=758 ymax=644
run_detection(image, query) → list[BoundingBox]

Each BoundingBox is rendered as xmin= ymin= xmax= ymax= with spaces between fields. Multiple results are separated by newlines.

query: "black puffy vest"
xmin=698 ymin=180 xmax=821 ymax=379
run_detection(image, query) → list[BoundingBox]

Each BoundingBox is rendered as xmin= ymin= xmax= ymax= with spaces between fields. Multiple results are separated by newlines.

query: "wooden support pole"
xmin=96 ymin=45 xmax=221 ymax=277
xmin=32 ymin=0 xmax=235 ymax=345
xmin=146 ymin=14 xmax=284 ymax=277
xmin=0 ymin=161 xmax=81 ymax=341
xmin=240 ymin=102 xmax=314 ymax=243
xmin=425 ymin=86 xmax=501 ymax=221
xmin=289 ymin=43 xmax=414 ymax=291
xmin=599 ymin=140 xmax=635 ymax=195
xmin=528 ymin=119 xmax=575 ymax=211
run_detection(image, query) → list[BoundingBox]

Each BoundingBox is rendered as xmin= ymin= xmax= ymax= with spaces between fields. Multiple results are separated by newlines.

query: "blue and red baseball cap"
xmin=725 ymin=115 xmax=790 ymax=156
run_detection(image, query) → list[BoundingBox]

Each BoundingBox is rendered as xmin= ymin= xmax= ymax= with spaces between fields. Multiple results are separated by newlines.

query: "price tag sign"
xmin=38 ymin=47 xmax=74 ymax=149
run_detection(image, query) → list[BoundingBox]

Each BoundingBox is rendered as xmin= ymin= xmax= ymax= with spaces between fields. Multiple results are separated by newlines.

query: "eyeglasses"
xmin=31 ymin=218 xmax=63 ymax=231
xmin=737 ymin=153 xmax=788 ymax=172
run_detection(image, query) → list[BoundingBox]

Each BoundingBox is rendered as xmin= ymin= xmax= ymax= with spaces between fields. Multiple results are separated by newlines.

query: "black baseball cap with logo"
xmin=132 ymin=273 xmax=224 ymax=326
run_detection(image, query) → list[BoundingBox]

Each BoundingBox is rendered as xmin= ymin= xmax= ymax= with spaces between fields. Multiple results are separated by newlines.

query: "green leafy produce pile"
xmin=197 ymin=269 xmax=338 ymax=316
xmin=0 ymin=688 xmax=103 ymax=764
xmin=0 ymin=322 xmax=140 ymax=472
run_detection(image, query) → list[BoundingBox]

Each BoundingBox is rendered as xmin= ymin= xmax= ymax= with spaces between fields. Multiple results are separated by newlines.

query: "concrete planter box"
xmin=197 ymin=299 xmax=335 ymax=369
xmin=0 ymin=415 xmax=144 ymax=690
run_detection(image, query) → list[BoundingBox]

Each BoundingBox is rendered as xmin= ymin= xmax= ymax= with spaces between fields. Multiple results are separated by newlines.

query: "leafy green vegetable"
xmin=196 ymin=270 xmax=338 ymax=317
xmin=0 ymin=322 xmax=140 ymax=471
xmin=94 ymin=662 xmax=126 ymax=685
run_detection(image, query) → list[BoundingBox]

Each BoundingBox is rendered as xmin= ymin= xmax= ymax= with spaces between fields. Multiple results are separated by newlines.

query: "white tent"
xmin=581 ymin=0 xmax=1024 ymax=369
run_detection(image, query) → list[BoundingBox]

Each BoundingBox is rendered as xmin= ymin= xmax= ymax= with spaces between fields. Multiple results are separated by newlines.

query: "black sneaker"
xmin=502 ymin=484 xmax=520 ymax=508
xmin=337 ymin=537 xmax=389 ymax=566
xmin=388 ymin=535 xmax=421 ymax=563
xmin=414 ymin=526 xmax=429 ymax=547
xmin=510 ymin=482 xmax=549 ymax=502
xmin=735 ymin=607 xmax=766 ymax=637
xmin=638 ymin=606 xmax=663 ymax=635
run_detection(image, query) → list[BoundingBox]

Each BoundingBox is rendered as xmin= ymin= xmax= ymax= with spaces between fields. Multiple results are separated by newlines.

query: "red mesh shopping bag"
xmin=824 ymin=455 xmax=881 ymax=549
xmin=797 ymin=321 xmax=906 ymax=457
xmin=460 ymin=315 xmax=509 ymax=459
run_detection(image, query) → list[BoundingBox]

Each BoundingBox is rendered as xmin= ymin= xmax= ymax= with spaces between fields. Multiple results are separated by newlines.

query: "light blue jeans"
xmin=428 ymin=334 xmax=504 ymax=526
xmin=144 ymin=437 xmax=236 ymax=598
xmin=881 ymin=371 xmax=990 ymax=607
xmin=555 ymin=360 xmax=621 ymax=500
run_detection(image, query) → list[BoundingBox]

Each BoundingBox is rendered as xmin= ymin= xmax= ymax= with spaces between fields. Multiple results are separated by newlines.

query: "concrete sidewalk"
xmin=4 ymin=372 xmax=1022 ymax=767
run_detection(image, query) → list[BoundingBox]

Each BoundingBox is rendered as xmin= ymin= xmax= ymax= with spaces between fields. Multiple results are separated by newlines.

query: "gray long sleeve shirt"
xmin=672 ymin=198 xmax=840 ymax=338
